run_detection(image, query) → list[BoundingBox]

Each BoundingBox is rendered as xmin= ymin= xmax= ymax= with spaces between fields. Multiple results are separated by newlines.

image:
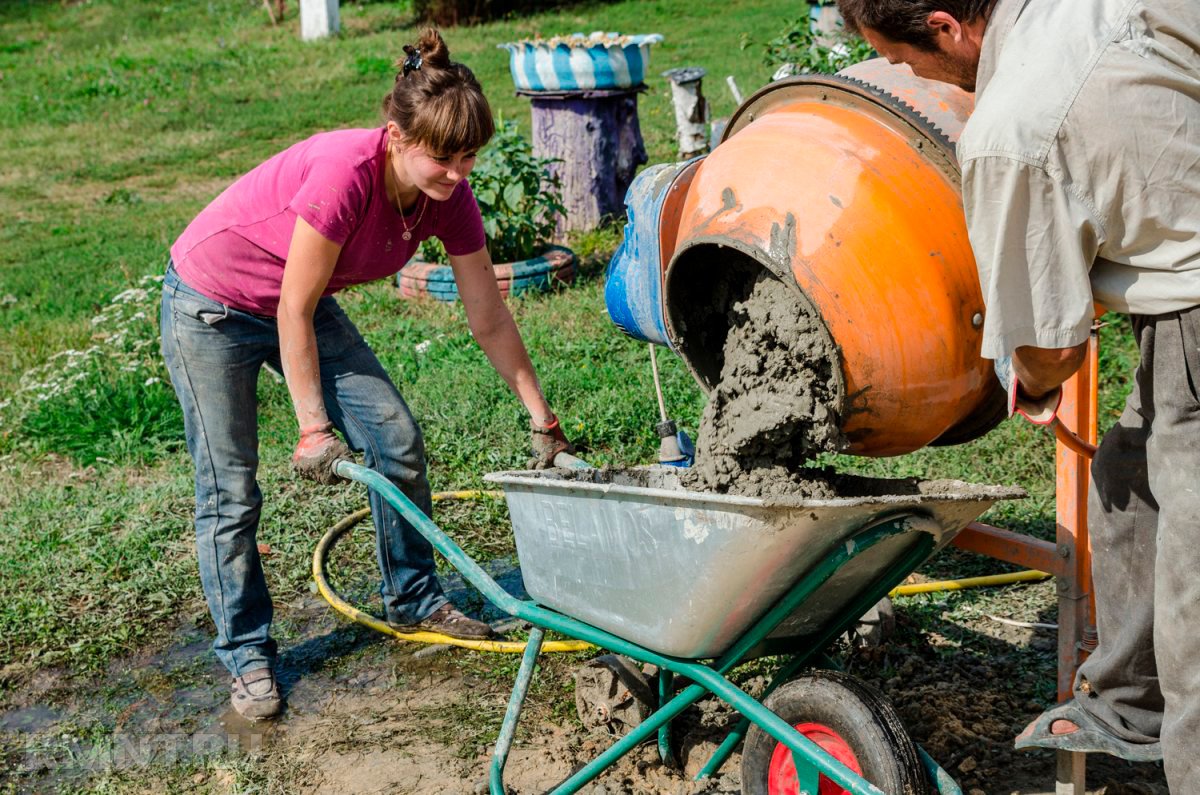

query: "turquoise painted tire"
xmin=397 ymin=245 xmax=576 ymax=303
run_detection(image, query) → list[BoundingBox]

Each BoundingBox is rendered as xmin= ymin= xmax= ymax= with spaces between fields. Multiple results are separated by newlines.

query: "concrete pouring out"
xmin=680 ymin=268 xmax=846 ymax=498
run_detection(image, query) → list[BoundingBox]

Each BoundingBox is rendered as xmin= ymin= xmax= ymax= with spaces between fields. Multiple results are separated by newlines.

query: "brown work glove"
xmin=292 ymin=422 xmax=352 ymax=484
xmin=530 ymin=416 xmax=573 ymax=469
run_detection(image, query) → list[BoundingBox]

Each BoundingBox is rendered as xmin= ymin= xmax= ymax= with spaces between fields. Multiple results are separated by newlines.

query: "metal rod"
xmin=489 ymin=626 xmax=545 ymax=794
xmin=554 ymin=681 xmax=711 ymax=794
xmin=951 ymin=522 xmax=1062 ymax=575
xmin=658 ymin=669 xmax=675 ymax=765
xmin=1051 ymin=330 xmax=1098 ymax=795
xmin=696 ymin=530 xmax=935 ymax=779
xmin=918 ymin=746 xmax=963 ymax=795
xmin=649 ymin=343 xmax=669 ymax=422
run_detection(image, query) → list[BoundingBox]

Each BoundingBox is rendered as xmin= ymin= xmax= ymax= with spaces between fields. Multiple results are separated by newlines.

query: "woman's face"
xmin=390 ymin=130 xmax=477 ymax=202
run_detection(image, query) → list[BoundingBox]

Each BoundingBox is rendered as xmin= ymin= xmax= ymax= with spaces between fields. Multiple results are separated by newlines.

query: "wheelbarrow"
xmin=333 ymin=458 xmax=1021 ymax=794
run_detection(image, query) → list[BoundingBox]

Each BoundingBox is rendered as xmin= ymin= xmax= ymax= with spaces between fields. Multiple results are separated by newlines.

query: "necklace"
xmin=398 ymin=193 xmax=426 ymax=241
xmin=388 ymin=148 xmax=427 ymax=241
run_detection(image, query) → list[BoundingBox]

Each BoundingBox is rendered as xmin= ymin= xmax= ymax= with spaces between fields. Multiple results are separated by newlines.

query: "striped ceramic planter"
xmin=397 ymin=246 xmax=577 ymax=302
xmin=497 ymin=33 xmax=663 ymax=92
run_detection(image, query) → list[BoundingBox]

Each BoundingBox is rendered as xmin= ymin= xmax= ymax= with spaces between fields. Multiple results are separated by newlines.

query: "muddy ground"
xmin=0 ymin=562 xmax=1169 ymax=795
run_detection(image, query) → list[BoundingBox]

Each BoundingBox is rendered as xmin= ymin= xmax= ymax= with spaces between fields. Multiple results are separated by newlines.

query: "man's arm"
xmin=1013 ymin=341 xmax=1089 ymax=398
xmin=963 ymin=155 xmax=1101 ymax=363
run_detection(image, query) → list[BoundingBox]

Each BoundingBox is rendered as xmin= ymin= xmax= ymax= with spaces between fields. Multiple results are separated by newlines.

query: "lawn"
xmin=0 ymin=0 xmax=1143 ymax=792
xmin=0 ymin=0 xmax=806 ymax=676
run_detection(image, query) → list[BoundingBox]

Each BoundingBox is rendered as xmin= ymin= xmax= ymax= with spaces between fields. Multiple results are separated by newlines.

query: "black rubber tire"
xmin=741 ymin=670 xmax=927 ymax=795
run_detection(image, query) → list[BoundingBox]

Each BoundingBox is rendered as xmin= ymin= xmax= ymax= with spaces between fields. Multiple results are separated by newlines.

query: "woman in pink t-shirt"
xmin=160 ymin=29 xmax=571 ymax=720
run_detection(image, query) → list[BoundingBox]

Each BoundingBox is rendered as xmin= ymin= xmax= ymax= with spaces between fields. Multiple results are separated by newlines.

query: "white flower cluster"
xmin=2 ymin=274 xmax=168 ymax=427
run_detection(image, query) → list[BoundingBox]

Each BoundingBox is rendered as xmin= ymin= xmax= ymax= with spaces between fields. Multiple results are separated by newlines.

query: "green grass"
xmin=0 ymin=0 xmax=792 ymax=390
xmin=0 ymin=0 xmax=1141 ymax=760
xmin=0 ymin=0 xmax=796 ymax=684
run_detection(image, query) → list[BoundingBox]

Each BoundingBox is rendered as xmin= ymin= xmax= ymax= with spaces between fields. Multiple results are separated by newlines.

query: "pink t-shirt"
xmin=170 ymin=127 xmax=486 ymax=315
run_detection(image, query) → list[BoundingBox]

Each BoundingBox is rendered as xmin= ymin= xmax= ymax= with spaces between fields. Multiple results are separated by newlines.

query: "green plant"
xmin=760 ymin=15 xmax=875 ymax=75
xmin=3 ymin=275 xmax=183 ymax=466
xmin=420 ymin=121 xmax=565 ymax=265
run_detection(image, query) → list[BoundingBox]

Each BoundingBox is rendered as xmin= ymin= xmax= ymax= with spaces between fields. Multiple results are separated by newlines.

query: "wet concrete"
xmin=681 ymin=268 xmax=845 ymax=498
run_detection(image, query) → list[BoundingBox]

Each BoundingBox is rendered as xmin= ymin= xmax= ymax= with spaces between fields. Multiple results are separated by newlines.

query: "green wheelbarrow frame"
xmin=336 ymin=461 xmax=961 ymax=795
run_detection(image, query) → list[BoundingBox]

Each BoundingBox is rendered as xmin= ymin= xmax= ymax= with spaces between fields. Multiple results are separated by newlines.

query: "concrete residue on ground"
xmin=680 ymin=269 xmax=845 ymax=498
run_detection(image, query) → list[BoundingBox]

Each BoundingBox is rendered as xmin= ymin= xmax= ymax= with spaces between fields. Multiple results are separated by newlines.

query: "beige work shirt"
xmin=959 ymin=0 xmax=1200 ymax=359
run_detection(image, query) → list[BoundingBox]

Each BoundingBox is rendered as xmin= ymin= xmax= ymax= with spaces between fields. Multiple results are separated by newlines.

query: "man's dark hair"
xmin=836 ymin=0 xmax=998 ymax=50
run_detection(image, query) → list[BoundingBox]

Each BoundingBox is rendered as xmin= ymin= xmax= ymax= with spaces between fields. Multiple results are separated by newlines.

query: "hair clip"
xmin=402 ymin=45 xmax=423 ymax=76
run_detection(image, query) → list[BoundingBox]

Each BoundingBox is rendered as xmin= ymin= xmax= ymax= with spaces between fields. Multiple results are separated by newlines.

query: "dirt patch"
xmin=0 ymin=583 xmax=1170 ymax=794
xmin=680 ymin=270 xmax=844 ymax=498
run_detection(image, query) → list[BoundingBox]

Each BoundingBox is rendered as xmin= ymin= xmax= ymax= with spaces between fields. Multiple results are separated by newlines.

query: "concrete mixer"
xmin=606 ymin=59 xmax=1006 ymax=457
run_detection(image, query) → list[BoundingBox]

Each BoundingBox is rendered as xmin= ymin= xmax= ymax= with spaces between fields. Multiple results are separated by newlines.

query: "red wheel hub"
xmin=767 ymin=722 xmax=863 ymax=795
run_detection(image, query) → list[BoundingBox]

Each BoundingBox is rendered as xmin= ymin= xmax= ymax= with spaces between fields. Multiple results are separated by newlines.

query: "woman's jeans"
xmin=160 ymin=265 xmax=445 ymax=677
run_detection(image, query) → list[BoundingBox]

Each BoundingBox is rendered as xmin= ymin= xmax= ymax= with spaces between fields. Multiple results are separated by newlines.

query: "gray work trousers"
xmin=1075 ymin=305 xmax=1200 ymax=789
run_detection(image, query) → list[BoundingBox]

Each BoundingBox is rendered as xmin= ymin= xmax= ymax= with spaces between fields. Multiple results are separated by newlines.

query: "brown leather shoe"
xmin=389 ymin=603 xmax=498 ymax=640
xmin=230 ymin=667 xmax=283 ymax=720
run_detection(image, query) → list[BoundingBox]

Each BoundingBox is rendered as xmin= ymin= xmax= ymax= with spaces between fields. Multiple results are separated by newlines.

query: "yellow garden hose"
xmin=889 ymin=568 xmax=1051 ymax=597
xmin=315 ymin=491 xmax=1052 ymax=652
xmin=312 ymin=491 xmax=592 ymax=653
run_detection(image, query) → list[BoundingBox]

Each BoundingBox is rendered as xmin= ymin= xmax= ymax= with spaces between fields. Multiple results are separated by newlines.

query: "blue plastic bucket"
xmin=605 ymin=160 xmax=699 ymax=347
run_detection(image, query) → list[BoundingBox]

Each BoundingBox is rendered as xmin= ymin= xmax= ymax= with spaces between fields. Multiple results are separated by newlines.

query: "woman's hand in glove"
xmin=530 ymin=416 xmax=573 ymax=469
xmin=292 ymin=422 xmax=352 ymax=484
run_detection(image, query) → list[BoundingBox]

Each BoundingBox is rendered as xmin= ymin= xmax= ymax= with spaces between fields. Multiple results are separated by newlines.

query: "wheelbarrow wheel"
xmin=741 ymin=670 xmax=927 ymax=795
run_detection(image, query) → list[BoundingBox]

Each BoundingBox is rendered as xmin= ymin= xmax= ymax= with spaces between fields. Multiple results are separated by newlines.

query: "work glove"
xmin=994 ymin=356 xmax=1062 ymax=426
xmin=530 ymin=416 xmax=574 ymax=469
xmin=292 ymin=422 xmax=352 ymax=484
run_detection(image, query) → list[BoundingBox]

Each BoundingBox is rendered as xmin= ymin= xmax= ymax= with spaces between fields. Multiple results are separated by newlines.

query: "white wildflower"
xmin=144 ymin=377 xmax=161 ymax=386
xmin=415 ymin=340 xmax=433 ymax=355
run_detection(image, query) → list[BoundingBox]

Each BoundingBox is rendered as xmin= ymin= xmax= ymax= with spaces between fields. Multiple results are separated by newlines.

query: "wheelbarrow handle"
xmin=553 ymin=451 xmax=593 ymax=469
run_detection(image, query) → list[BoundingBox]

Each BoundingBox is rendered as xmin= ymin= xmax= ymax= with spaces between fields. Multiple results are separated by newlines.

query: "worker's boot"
xmin=230 ymin=667 xmax=283 ymax=720
xmin=389 ymin=603 xmax=497 ymax=640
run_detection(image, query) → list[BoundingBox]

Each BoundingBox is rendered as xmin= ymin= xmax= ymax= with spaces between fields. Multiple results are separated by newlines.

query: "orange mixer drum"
xmin=663 ymin=61 xmax=1005 ymax=456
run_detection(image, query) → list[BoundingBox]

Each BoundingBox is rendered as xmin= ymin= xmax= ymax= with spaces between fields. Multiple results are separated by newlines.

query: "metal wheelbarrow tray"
xmin=337 ymin=460 xmax=1021 ymax=795
xmin=485 ymin=466 xmax=1021 ymax=658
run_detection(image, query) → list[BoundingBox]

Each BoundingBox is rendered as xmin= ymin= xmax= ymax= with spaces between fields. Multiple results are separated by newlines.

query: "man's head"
xmin=836 ymin=0 xmax=997 ymax=91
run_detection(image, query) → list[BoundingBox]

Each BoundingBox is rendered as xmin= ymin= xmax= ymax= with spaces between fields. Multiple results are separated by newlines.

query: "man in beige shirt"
xmin=837 ymin=0 xmax=1200 ymax=787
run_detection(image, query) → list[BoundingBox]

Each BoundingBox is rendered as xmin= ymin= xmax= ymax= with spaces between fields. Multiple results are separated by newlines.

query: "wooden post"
xmin=300 ymin=0 xmax=339 ymax=41
xmin=810 ymin=1 xmax=846 ymax=47
xmin=662 ymin=67 xmax=709 ymax=160
xmin=520 ymin=88 xmax=648 ymax=234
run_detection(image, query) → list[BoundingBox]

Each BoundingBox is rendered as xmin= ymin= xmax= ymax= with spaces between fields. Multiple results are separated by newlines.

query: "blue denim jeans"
xmin=160 ymin=265 xmax=446 ymax=676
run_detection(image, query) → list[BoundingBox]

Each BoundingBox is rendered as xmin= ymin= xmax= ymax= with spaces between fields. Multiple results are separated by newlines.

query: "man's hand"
xmin=994 ymin=356 xmax=1063 ymax=425
xmin=292 ymin=422 xmax=352 ymax=484
xmin=530 ymin=416 xmax=573 ymax=469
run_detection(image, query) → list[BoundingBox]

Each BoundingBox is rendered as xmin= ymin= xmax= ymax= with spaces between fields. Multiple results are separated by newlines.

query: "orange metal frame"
xmin=949 ymin=328 xmax=1100 ymax=792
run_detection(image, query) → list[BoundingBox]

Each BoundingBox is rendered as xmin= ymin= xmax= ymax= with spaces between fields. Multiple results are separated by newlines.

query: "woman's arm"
xmin=449 ymin=246 xmax=554 ymax=422
xmin=279 ymin=216 xmax=350 ymax=481
xmin=449 ymin=246 xmax=571 ymax=465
